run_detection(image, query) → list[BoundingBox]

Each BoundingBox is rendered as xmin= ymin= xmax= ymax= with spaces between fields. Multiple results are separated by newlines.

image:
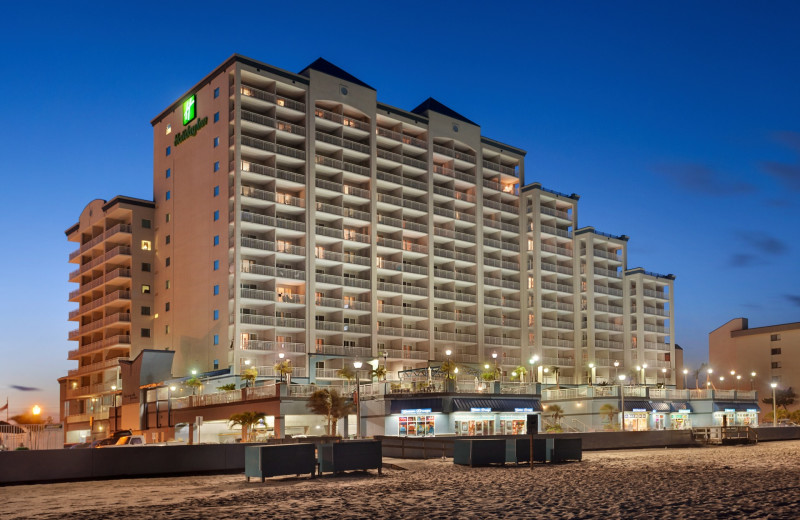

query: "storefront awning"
xmin=451 ymin=398 xmax=542 ymax=413
xmin=650 ymin=401 xmax=671 ymax=412
xmin=669 ymin=402 xmax=693 ymax=412
xmin=623 ymin=400 xmax=652 ymax=412
xmin=390 ymin=398 xmax=444 ymax=414
xmin=713 ymin=402 xmax=761 ymax=412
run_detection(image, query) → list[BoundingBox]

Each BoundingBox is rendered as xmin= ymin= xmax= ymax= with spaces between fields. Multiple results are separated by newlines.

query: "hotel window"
xmin=771 ymin=348 xmax=782 ymax=355
xmin=213 ymin=360 xmax=219 ymax=370
xmin=166 ymin=280 xmax=170 ymax=289
xmin=166 ymin=257 xmax=170 ymax=267
xmin=141 ymin=240 xmax=151 ymax=251
xmin=213 ymin=260 xmax=219 ymax=271
xmin=142 ymin=262 xmax=151 ymax=272
xmin=213 ymin=310 xmax=219 ymax=320
xmin=214 ymin=161 xmax=220 ymax=172
xmin=141 ymin=284 xmax=151 ymax=294
xmin=141 ymin=328 xmax=151 ymax=338
xmin=166 ymin=190 xmax=171 ymax=201
xmin=214 ymin=137 xmax=219 ymax=147
xmin=166 ymin=234 xmax=171 ymax=245
xmin=213 ymin=235 xmax=219 ymax=246
xmin=214 ymin=111 xmax=219 ymax=123
xmin=213 ymin=284 xmax=219 ymax=295
xmin=165 ymin=325 xmax=170 ymax=334
xmin=165 ymin=302 xmax=170 ymax=312
xmin=166 ymin=124 xmax=171 ymax=135
xmin=772 ymin=362 xmax=782 ymax=369
xmin=166 ymin=146 xmax=171 ymax=156
xmin=141 ymin=306 xmax=150 ymax=316
xmin=213 ymin=210 xmax=219 ymax=221
xmin=166 ymin=213 xmax=171 ymax=223
xmin=142 ymin=219 xmax=151 ymax=229
xmin=214 ymin=87 xmax=219 ymax=98
xmin=166 ymin=168 xmax=171 ymax=178
xmin=213 ymin=186 xmax=219 ymax=197
xmin=771 ymin=334 xmax=781 ymax=341
xmin=213 ymin=334 xmax=219 ymax=345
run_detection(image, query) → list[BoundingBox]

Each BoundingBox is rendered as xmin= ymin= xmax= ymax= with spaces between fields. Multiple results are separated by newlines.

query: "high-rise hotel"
xmin=61 ymin=55 xmax=674 ymax=441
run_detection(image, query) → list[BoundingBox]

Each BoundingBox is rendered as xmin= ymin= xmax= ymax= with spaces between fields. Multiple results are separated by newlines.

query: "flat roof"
xmin=731 ymin=321 xmax=800 ymax=338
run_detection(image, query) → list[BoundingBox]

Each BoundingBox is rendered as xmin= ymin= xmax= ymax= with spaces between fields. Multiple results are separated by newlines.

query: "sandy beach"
xmin=3 ymin=440 xmax=800 ymax=519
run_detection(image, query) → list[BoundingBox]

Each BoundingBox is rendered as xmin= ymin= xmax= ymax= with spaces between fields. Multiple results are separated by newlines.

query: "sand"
xmin=2 ymin=440 xmax=800 ymax=519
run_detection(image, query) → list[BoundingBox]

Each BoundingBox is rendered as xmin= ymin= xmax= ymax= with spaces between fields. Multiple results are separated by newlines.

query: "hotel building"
xmin=62 ymin=55 xmax=676 ymax=441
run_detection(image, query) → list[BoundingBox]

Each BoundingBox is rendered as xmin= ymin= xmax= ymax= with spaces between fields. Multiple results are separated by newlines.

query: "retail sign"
xmin=401 ymin=408 xmax=431 ymax=414
xmin=514 ymin=408 xmax=534 ymax=413
xmin=470 ymin=407 xmax=491 ymax=412
xmin=678 ymin=409 xmax=691 ymax=414
xmin=183 ymin=95 xmax=196 ymax=125
xmin=724 ymin=408 xmax=736 ymax=413
xmin=746 ymin=409 xmax=758 ymax=413
xmin=632 ymin=408 xmax=647 ymax=412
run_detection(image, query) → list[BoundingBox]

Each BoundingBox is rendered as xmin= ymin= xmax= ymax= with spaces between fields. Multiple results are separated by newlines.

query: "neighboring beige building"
xmin=710 ymin=318 xmax=800 ymax=410
xmin=61 ymin=196 xmax=155 ymax=443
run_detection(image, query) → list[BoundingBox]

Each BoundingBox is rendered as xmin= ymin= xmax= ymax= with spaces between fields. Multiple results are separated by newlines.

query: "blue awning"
xmin=713 ymin=402 xmax=761 ymax=412
xmin=650 ymin=401 xmax=671 ymax=412
xmin=623 ymin=400 xmax=652 ymax=412
xmin=451 ymin=398 xmax=542 ymax=413
xmin=669 ymin=402 xmax=693 ymax=412
xmin=390 ymin=398 xmax=443 ymax=414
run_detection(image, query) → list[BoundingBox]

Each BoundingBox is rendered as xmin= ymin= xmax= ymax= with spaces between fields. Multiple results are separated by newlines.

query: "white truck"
xmin=100 ymin=435 xmax=147 ymax=447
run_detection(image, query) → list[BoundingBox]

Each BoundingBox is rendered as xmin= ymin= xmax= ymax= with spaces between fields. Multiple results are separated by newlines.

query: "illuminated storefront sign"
xmin=514 ymin=408 xmax=534 ymax=413
xmin=183 ymin=95 xmax=196 ymax=125
xmin=470 ymin=407 xmax=491 ymax=413
xmin=173 ymin=94 xmax=208 ymax=146
xmin=401 ymin=408 xmax=432 ymax=414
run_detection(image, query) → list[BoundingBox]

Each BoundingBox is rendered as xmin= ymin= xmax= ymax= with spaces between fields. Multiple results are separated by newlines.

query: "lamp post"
xmin=614 ymin=361 xmax=620 ymax=381
xmin=706 ymin=368 xmax=713 ymax=388
xmin=750 ymin=372 xmax=756 ymax=391
xmin=730 ymin=370 xmax=736 ymax=390
xmin=736 ymin=375 xmax=741 ymax=391
xmin=636 ymin=366 xmax=641 ymax=385
xmin=588 ymin=363 xmax=595 ymax=385
xmin=530 ymin=355 xmax=539 ymax=383
xmin=543 ymin=367 xmax=550 ymax=384
xmin=771 ymin=382 xmax=778 ymax=427
xmin=619 ymin=374 xmax=627 ymax=432
xmin=278 ymin=352 xmax=285 ymax=382
xmin=661 ymin=367 xmax=667 ymax=388
xmin=531 ymin=354 xmax=541 ymax=383
xmin=682 ymin=369 xmax=688 ymax=389
xmin=492 ymin=351 xmax=499 ymax=380
xmin=641 ymin=364 xmax=648 ymax=386
xmin=353 ymin=360 xmax=363 ymax=438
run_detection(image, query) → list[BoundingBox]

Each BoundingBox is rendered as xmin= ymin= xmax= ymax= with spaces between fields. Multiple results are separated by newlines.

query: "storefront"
xmin=623 ymin=400 xmax=651 ymax=431
xmin=387 ymin=398 xmax=444 ymax=437
xmin=451 ymin=398 xmax=541 ymax=436
xmin=650 ymin=401 xmax=671 ymax=430
xmin=668 ymin=403 xmax=692 ymax=430
xmin=712 ymin=402 xmax=759 ymax=426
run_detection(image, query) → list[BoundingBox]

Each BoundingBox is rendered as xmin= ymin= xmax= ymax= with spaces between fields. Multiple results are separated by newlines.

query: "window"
xmin=213 ymin=235 xmax=219 ymax=246
xmin=165 ymin=257 xmax=171 ymax=267
xmin=213 ymin=260 xmax=219 ymax=271
xmin=142 ymin=219 xmax=151 ymax=229
xmin=142 ymin=262 xmax=151 ymax=272
xmin=166 ymin=190 xmax=171 ymax=201
xmin=213 ymin=284 xmax=219 ymax=295
xmin=771 ymin=334 xmax=781 ymax=341
xmin=214 ymin=87 xmax=219 ymax=98
xmin=213 ymin=185 xmax=220 ymax=197
xmin=772 ymin=362 xmax=782 ymax=369
xmin=165 ymin=234 xmax=171 ymax=245
xmin=213 ymin=359 xmax=219 ymax=370
xmin=165 ymin=302 xmax=170 ymax=312
xmin=166 ymin=146 xmax=171 ymax=156
xmin=142 ymin=284 xmax=151 ymax=294
xmin=166 ymin=213 xmax=171 ymax=223
xmin=141 ymin=328 xmax=151 ymax=338
xmin=214 ymin=161 xmax=220 ymax=172
xmin=213 ymin=310 xmax=219 ymax=320
xmin=213 ymin=137 xmax=219 ymax=147
xmin=141 ymin=240 xmax=151 ymax=251
xmin=165 ymin=280 xmax=170 ymax=289
xmin=213 ymin=334 xmax=219 ymax=345
xmin=165 ymin=325 xmax=170 ymax=334
xmin=213 ymin=210 xmax=219 ymax=221
xmin=166 ymin=168 xmax=171 ymax=179
xmin=214 ymin=111 xmax=219 ymax=123
xmin=772 ymin=348 xmax=782 ymax=355
xmin=141 ymin=306 xmax=151 ymax=316
xmin=166 ymin=124 xmax=172 ymax=135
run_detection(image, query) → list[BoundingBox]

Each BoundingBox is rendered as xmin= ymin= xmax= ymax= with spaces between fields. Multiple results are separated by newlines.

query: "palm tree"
xmin=548 ymin=404 xmax=564 ymax=431
xmin=440 ymin=360 xmax=457 ymax=380
xmin=241 ymin=367 xmax=258 ymax=388
xmin=228 ymin=411 xmax=267 ymax=442
xmin=306 ymin=388 xmax=354 ymax=436
xmin=337 ymin=366 xmax=356 ymax=390
xmin=372 ymin=365 xmax=387 ymax=382
xmin=184 ymin=376 xmax=202 ymax=395
xmin=550 ymin=366 xmax=561 ymax=389
xmin=599 ymin=403 xmax=619 ymax=429
xmin=512 ymin=365 xmax=528 ymax=382
xmin=274 ymin=360 xmax=293 ymax=382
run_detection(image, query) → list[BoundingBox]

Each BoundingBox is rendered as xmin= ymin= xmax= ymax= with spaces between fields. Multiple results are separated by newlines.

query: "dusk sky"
xmin=2 ymin=2 xmax=798 ymax=418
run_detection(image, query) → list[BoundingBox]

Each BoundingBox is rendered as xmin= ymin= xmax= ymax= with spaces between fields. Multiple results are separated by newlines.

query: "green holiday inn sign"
xmin=174 ymin=94 xmax=208 ymax=146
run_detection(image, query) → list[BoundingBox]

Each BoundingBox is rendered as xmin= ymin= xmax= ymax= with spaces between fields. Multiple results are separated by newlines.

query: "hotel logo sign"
xmin=174 ymin=94 xmax=207 ymax=147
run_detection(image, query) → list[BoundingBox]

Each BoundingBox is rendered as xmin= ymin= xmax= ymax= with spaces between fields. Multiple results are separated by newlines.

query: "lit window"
xmin=141 ymin=240 xmax=151 ymax=251
xmin=213 ymin=260 xmax=219 ymax=271
xmin=166 ymin=146 xmax=171 ymax=156
xmin=213 ymin=284 xmax=219 ymax=295
xmin=165 ymin=325 xmax=170 ymax=334
xmin=214 ymin=161 xmax=220 ymax=172
xmin=276 ymin=98 xmax=285 ymax=107
xmin=213 ymin=235 xmax=219 ymax=246
xmin=213 ymin=334 xmax=219 ymax=345
xmin=213 ymin=186 xmax=219 ymax=197
xmin=166 ymin=191 xmax=171 ymax=201
xmin=214 ymin=137 xmax=219 ymax=147
xmin=214 ymin=87 xmax=219 ymax=98
xmin=166 ymin=213 xmax=170 ymax=223
xmin=213 ymin=310 xmax=219 ymax=320
xmin=214 ymin=112 xmax=219 ymax=123
xmin=166 ymin=124 xmax=171 ymax=135
xmin=213 ymin=210 xmax=219 ymax=221
xmin=165 ymin=280 xmax=170 ymax=289
xmin=166 ymin=168 xmax=171 ymax=179
xmin=141 ymin=285 xmax=151 ymax=294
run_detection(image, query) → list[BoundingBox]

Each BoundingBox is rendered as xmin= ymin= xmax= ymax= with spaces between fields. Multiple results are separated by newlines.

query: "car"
xmin=99 ymin=435 xmax=147 ymax=447
xmin=68 ymin=442 xmax=91 ymax=449
xmin=91 ymin=438 xmax=117 ymax=448
xmin=778 ymin=419 xmax=798 ymax=427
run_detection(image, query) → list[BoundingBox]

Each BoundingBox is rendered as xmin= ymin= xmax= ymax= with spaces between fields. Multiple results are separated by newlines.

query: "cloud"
xmin=728 ymin=254 xmax=759 ymax=267
xmin=652 ymin=163 xmax=755 ymax=196
xmin=736 ymin=232 xmax=789 ymax=255
xmin=774 ymin=131 xmax=800 ymax=152
xmin=785 ymin=295 xmax=800 ymax=307
xmin=762 ymin=131 xmax=800 ymax=191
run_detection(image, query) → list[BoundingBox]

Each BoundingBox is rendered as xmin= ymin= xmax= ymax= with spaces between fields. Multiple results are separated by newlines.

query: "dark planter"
xmin=453 ymin=439 xmax=506 ymax=466
xmin=318 ymin=440 xmax=382 ymax=475
xmin=245 ymin=443 xmax=316 ymax=482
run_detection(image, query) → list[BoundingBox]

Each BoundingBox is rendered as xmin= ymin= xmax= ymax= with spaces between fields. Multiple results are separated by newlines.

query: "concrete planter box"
xmin=318 ymin=440 xmax=382 ymax=475
xmin=453 ymin=439 xmax=506 ymax=466
xmin=245 ymin=444 xmax=316 ymax=482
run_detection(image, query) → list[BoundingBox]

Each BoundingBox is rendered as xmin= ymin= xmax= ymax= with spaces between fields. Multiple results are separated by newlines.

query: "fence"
xmin=0 ymin=424 xmax=63 ymax=451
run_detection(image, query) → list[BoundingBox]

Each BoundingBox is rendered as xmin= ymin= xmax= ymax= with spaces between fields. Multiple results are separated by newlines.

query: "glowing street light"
xmin=736 ymin=375 xmax=742 ymax=391
xmin=682 ymin=368 xmax=689 ymax=389
xmin=32 ymin=405 xmax=41 ymax=416
xmin=662 ymin=367 xmax=667 ymax=387
xmin=614 ymin=360 xmax=620 ymax=380
xmin=353 ymin=360 xmax=363 ymax=438
xmin=618 ymin=374 xmax=627 ymax=432
xmin=588 ymin=363 xmax=595 ymax=385
xmin=771 ymin=382 xmax=778 ymax=427
xmin=750 ymin=371 xmax=756 ymax=391
xmin=531 ymin=355 xmax=540 ymax=383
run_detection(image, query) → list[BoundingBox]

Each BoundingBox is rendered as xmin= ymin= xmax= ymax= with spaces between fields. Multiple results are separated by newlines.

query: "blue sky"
xmin=2 ymin=1 xmax=798 ymax=417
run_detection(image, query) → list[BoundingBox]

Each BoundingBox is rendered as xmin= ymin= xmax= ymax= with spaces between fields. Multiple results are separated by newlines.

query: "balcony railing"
xmin=69 ymin=224 xmax=132 ymax=261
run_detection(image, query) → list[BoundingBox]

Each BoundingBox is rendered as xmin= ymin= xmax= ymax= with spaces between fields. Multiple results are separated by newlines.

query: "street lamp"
xmin=619 ymin=374 xmax=627 ymax=432
xmin=736 ymin=375 xmax=741 ymax=391
xmin=543 ymin=367 xmax=550 ymax=384
xmin=682 ymin=369 xmax=688 ymax=389
xmin=492 ymin=351 xmax=499 ymax=379
xmin=32 ymin=405 xmax=41 ymax=417
xmin=662 ymin=368 xmax=667 ymax=388
xmin=588 ymin=363 xmax=595 ymax=385
xmin=278 ymin=352 xmax=286 ymax=383
xmin=531 ymin=354 xmax=540 ymax=383
xmin=730 ymin=370 xmax=736 ymax=390
xmin=614 ymin=361 xmax=620 ymax=380
xmin=771 ymin=382 xmax=778 ymax=427
xmin=750 ymin=371 xmax=756 ymax=391
xmin=641 ymin=364 xmax=648 ymax=386
xmin=706 ymin=368 xmax=713 ymax=388
xmin=353 ymin=360 xmax=363 ymax=438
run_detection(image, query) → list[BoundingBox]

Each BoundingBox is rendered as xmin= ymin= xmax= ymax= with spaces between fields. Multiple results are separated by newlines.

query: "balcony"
xmin=314 ymin=107 xmax=370 ymax=131
xmin=239 ymin=160 xmax=305 ymax=185
xmin=69 ymin=312 xmax=131 ymax=339
xmin=68 ymin=357 xmax=124 ymax=377
xmin=376 ymin=170 xmax=427 ymax=191
xmin=241 ymin=84 xmax=306 ymax=112
xmin=539 ymin=206 xmax=571 ymax=220
xmin=375 ymin=127 xmax=427 ymax=149
xmin=383 ymin=348 xmax=428 ymax=360
xmin=482 ymin=160 xmax=517 ymax=177
xmin=240 ymin=135 xmax=306 ymax=160
xmin=376 ymin=149 xmax=427 ymax=170
xmin=69 ymin=246 xmax=132 ymax=281
xmin=241 ymin=109 xmax=305 ymax=136
xmin=70 ymin=290 xmax=131 ymax=320
xmin=433 ymin=144 xmax=476 ymax=164
xmin=314 ymin=152 xmax=370 ymax=177
xmin=68 ymin=335 xmax=131 ymax=359
xmin=69 ymin=224 xmax=132 ymax=261
xmin=540 ymin=225 xmax=572 ymax=239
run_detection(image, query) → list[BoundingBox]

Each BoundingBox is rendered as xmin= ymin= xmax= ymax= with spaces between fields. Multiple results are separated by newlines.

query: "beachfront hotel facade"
xmin=62 ymin=55 xmax=677 ymax=442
